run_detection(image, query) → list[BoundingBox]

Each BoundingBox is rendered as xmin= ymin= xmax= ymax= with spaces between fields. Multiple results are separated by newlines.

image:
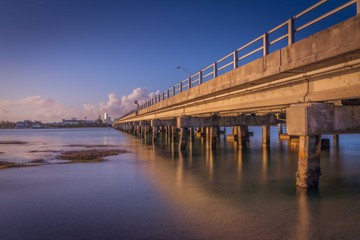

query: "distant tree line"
xmin=0 ymin=120 xmax=110 ymax=129
xmin=0 ymin=121 xmax=16 ymax=128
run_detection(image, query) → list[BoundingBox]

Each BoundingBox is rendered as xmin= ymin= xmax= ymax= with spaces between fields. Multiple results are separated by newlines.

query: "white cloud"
xmin=0 ymin=87 xmax=158 ymax=122
xmin=83 ymin=87 xmax=159 ymax=120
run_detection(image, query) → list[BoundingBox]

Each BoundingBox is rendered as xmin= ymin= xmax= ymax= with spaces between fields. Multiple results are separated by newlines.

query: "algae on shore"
xmin=0 ymin=161 xmax=27 ymax=169
xmin=0 ymin=144 xmax=128 ymax=169
xmin=57 ymin=149 xmax=127 ymax=162
xmin=0 ymin=141 xmax=28 ymax=145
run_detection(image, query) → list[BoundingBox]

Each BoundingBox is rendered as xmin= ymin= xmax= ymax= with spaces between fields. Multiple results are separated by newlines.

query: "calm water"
xmin=0 ymin=128 xmax=359 ymax=240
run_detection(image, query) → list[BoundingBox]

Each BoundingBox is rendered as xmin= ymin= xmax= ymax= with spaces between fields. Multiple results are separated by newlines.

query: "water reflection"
xmin=1 ymin=129 xmax=359 ymax=240
xmin=235 ymin=148 xmax=243 ymax=179
xmin=205 ymin=148 xmax=214 ymax=181
xmin=295 ymin=188 xmax=321 ymax=240
xmin=262 ymin=148 xmax=269 ymax=182
xmin=295 ymin=188 xmax=311 ymax=240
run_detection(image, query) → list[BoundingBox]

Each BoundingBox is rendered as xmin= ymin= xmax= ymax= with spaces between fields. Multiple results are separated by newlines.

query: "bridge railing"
xmin=136 ymin=0 xmax=358 ymax=112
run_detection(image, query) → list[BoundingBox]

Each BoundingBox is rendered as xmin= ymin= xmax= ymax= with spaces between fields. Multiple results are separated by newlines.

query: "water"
xmin=0 ymin=128 xmax=359 ymax=240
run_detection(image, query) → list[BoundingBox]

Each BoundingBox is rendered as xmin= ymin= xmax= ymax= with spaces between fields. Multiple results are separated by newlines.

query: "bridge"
xmin=114 ymin=0 xmax=360 ymax=189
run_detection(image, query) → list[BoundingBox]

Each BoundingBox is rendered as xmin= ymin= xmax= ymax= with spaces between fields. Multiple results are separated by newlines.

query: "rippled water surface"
xmin=0 ymin=128 xmax=359 ymax=240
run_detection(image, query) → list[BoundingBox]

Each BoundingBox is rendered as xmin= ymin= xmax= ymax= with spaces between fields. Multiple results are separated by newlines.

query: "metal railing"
xmin=134 ymin=0 xmax=358 ymax=112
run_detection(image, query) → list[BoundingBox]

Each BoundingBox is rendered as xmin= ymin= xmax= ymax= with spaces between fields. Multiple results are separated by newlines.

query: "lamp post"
xmin=134 ymin=100 xmax=139 ymax=111
xmin=176 ymin=66 xmax=191 ymax=76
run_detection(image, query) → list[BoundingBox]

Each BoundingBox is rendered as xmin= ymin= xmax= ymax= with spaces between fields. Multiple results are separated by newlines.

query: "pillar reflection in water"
xmin=205 ymin=148 xmax=214 ymax=181
xmin=188 ymin=141 xmax=193 ymax=168
xmin=295 ymin=188 xmax=310 ymax=240
xmin=235 ymin=148 xmax=243 ymax=180
xmin=262 ymin=148 xmax=270 ymax=182
xmin=176 ymin=150 xmax=184 ymax=187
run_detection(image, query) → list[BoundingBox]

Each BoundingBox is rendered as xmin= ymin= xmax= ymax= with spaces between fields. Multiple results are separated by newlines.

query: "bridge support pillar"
xmin=171 ymin=126 xmax=177 ymax=142
xmin=208 ymin=127 xmax=218 ymax=149
xmin=165 ymin=126 xmax=171 ymax=142
xmin=286 ymin=102 xmax=332 ymax=188
xmin=152 ymin=126 xmax=158 ymax=142
xmin=236 ymin=125 xmax=248 ymax=149
xmin=141 ymin=126 xmax=145 ymax=139
xmin=199 ymin=128 xmax=205 ymax=141
xmin=262 ymin=125 xmax=270 ymax=148
xmin=296 ymin=136 xmax=321 ymax=189
xmin=136 ymin=125 xmax=140 ymax=137
xmin=278 ymin=124 xmax=283 ymax=136
xmin=144 ymin=126 xmax=150 ymax=139
xmin=206 ymin=127 xmax=210 ymax=142
xmin=131 ymin=125 xmax=135 ymax=135
xmin=189 ymin=128 xmax=195 ymax=142
xmin=333 ymin=134 xmax=339 ymax=147
xmin=179 ymin=128 xmax=189 ymax=150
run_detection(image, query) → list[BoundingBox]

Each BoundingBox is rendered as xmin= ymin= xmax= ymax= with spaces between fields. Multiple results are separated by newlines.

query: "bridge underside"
xmin=114 ymin=15 xmax=360 ymax=189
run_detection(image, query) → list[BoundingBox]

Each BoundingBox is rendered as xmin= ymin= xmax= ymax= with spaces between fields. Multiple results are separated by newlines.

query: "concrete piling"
xmin=179 ymin=128 xmax=189 ymax=150
xmin=262 ymin=125 xmax=270 ymax=148
xmin=296 ymin=136 xmax=322 ymax=188
xmin=209 ymin=127 xmax=217 ymax=149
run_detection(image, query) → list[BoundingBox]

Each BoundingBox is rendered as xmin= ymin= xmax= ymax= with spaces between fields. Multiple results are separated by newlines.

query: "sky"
xmin=0 ymin=0 xmax=356 ymax=122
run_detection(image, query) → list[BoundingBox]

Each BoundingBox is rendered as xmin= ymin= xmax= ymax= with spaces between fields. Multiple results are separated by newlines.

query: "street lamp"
xmin=134 ymin=100 xmax=139 ymax=111
xmin=176 ymin=66 xmax=191 ymax=76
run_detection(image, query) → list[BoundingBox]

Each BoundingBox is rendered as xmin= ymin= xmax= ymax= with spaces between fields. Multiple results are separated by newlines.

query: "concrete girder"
xmin=140 ymin=120 xmax=151 ymax=126
xmin=151 ymin=118 xmax=176 ymax=127
xmin=177 ymin=114 xmax=276 ymax=128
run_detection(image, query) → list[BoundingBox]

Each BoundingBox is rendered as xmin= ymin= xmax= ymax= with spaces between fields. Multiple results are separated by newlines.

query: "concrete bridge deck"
xmin=114 ymin=1 xmax=360 ymax=189
xmin=118 ymin=4 xmax=360 ymax=121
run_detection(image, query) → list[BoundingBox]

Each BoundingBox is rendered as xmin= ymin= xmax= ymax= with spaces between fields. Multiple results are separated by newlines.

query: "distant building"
xmin=16 ymin=121 xmax=26 ymax=128
xmin=15 ymin=120 xmax=33 ymax=128
xmin=59 ymin=118 xmax=80 ymax=126
xmin=104 ymin=112 xmax=112 ymax=125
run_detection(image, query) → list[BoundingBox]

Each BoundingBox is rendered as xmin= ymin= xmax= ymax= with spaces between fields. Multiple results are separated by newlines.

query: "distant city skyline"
xmin=8 ymin=112 xmax=112 ymax=123
xmin=0 ymin=0 xmax=354 ymax=122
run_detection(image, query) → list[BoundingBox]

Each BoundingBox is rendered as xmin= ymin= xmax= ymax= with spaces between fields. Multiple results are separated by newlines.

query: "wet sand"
xmin=0 ymin=141 xmax=28 ymax=145
xmin=57 ymin=149 xmax=127 ymax=162
xmin=0 ymin=144 xmax=127 ymax=169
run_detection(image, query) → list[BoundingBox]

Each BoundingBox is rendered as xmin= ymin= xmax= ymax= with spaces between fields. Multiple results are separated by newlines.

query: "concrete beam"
xmin=287 ymin=103 xmax=360 ymax=135
xmin=334 ymin=106 xmax=360 ymax=133
xmin=286 ymin=102 xmax=334 ymax=135
xmin=177 ymin=115 xmax=221 ymax=128
xmin=140 ymin=120 xmax=151 ymax=126
xmin=151 ymin=118 xmax=176 ymax=127
xmin=219 ymin=114 xmax=277 ymax=126
xmin=177 ymin=114 xmax=276 ymax=128
xmin=133 ymin=121 xmax=140 ymax=126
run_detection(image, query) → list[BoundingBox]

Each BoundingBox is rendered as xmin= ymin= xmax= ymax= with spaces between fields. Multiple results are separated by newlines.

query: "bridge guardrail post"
xmin=188 ymin=77 xmax=191 ymax=89
xmin=213 ymin=62 xmax=218 ymax=78
xmin=263 ymin=33 xmax=269 ymax=56
xmin=199 ymin=71 xmax=203 ymax=84
xmin=288 ymin=18 xmax=294 ymax=45
xmin=180 ymin=82 xmax=183 ymax=93
xmin=233 ymin=50 xmax=238 ymax=69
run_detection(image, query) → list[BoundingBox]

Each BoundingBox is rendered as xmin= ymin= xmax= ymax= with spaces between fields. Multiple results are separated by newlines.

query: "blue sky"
xmin=0 ymin=0 xmax=356 ymax=122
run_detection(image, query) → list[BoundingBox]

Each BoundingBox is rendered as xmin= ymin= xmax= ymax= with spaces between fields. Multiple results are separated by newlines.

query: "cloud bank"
xmin=0 ymin=88 xmax=158 ymax=122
